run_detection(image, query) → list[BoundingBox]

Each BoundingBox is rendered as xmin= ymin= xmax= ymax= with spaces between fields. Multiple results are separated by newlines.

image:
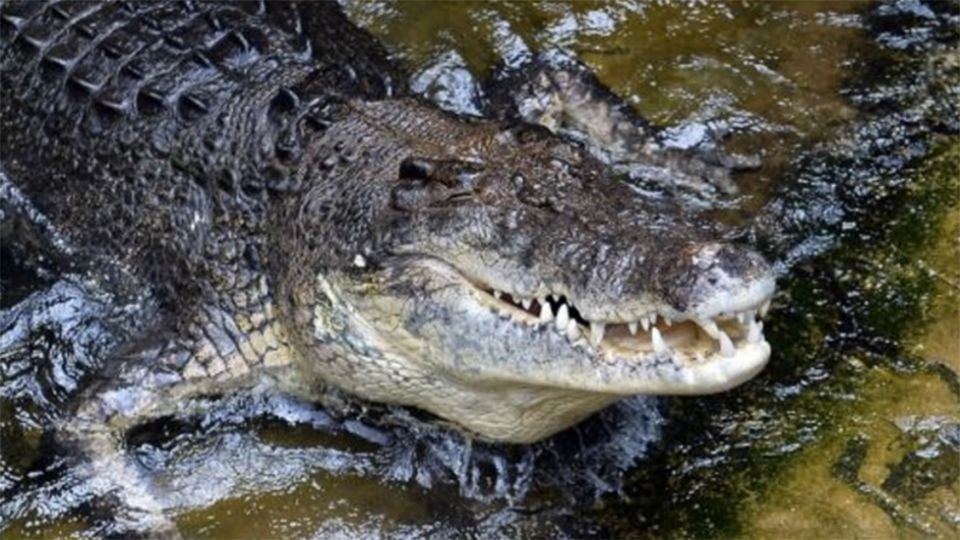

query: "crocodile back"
xmin=0 ymin=1 xmax=400 ymax=300
xmin=0 ymin=1 xmax=395 ymax=146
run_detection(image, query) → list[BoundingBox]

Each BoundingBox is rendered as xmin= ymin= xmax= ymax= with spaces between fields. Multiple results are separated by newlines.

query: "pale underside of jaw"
xmin=469 ymin=281 xmax=773 ymax=386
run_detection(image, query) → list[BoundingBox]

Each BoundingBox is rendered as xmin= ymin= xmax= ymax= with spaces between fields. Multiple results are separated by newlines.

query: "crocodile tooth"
xmin=649 ymin=313 xmax=658 ymax=327
xmin=556 ymin=304 xmax=570 ymax=331
xmin=493 ymin=290 xmax=502 ymax=300
xmin=697 ymin=319 xmax=721 ymax=339
xmin=737 ymin=311 xmax=749 ymax=324
xmin=640 ymin=315 xmax=650 ymax=332
xmin=539 ymin=302 xmax=554 ymax=323
xmin=353 ymin=254 xmax=366 ymax=268
xmin=747 ymin=319 xmax=763 ymax=343
xmin=566 ymin=321 xmax=581 ymax=341
xmin=521 ymin=298 xmax=532 ymax=310
xmin=719 ymin=330 xmax=735 ymax=357
xmin=663 ymin=316 xmax=672 ymax=327
xmin=651 ymin=327 xmax=668 ymax=354
xmin=628 ymin=321 xmax=638 ymax=335
xmin=590 ymin=322 xmax=605 ymax=346
xmin=760 ymin=300 xmax=771 ymax=317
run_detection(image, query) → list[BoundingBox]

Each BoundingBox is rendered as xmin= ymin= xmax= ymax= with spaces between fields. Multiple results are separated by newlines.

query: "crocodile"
xmin=0 ymin=0 xmax=773 ymax=482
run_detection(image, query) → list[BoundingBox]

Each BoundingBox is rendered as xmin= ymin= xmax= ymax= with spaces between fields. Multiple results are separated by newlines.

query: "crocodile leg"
xmin=0 ymin=184 xmax=303 ymax=535
xmin=56 ymin=297 xmax=300 ymax=537
xmin=483 ymin=51 xmax=760 ymax=204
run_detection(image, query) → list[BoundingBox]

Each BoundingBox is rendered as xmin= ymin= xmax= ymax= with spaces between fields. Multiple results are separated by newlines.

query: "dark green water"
xmin=1 ymin=1 xmax=958 ymax=538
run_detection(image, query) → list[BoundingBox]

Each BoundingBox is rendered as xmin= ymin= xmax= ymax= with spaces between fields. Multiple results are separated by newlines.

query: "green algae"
xmin=741 ymin=142 xmax=960 ymax=539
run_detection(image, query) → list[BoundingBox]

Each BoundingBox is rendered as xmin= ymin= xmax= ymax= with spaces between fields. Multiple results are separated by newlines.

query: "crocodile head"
xmin=279 ymin=102 xmax=775 ymax=443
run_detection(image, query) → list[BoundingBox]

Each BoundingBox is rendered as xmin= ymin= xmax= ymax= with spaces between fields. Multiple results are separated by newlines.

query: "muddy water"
xmin=1 ymin=1 xmax=958 ymax=538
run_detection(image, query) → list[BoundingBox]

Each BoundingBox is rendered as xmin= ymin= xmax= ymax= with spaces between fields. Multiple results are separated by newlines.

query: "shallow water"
xmin=1 ymin=1 xmax=958 ymax=538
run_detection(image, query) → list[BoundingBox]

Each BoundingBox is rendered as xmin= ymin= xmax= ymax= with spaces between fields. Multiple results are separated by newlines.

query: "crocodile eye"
xmin=398 ymin=157 xmax=433 ymax=181
xmin=397 ymin=156 xmax=483 ymax=187
xmin=390 ymin=156 xmax=483 ymax=211
xmin=391 ymin=156 xmax=484 ymax=210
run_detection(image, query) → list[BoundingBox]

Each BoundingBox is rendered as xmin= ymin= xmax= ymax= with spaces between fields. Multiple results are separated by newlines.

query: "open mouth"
xmin=471 ymin=283 xmax=772 ymax=367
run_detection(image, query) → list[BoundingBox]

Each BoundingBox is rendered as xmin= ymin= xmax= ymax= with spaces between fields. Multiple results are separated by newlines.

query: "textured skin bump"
xmin=0 ymin=0 xmax=396 ymax=306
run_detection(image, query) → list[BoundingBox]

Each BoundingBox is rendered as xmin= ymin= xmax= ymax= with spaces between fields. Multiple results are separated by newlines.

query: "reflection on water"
xmin=746 ymin=143 xmax=960 ymax=538
xmin=2 ymin=1 xmax=958 ymax=538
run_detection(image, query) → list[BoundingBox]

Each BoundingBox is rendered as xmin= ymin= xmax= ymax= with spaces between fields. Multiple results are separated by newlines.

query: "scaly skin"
xmin=1 ymin=1 xmax=775 ymax=445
